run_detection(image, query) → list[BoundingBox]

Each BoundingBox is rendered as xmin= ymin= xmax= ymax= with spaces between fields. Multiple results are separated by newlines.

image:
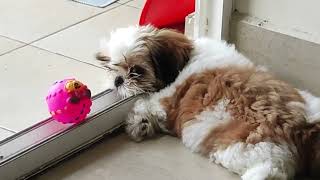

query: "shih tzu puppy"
xmin=96 ymin=25 xmax=193 ymax=98
xmin=97 ymin=26 xmax=320 ymax=179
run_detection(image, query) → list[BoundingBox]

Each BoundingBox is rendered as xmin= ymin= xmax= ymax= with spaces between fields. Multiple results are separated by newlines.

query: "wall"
xmin=230 ymin=13 xmax=320 ymax=95
xmin=235 ymin=0 xmax=320 ymax=40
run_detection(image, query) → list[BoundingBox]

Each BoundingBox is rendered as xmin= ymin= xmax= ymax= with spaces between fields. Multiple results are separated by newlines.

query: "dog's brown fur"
xmin=161 ymin=65 xmax=320 ymax=176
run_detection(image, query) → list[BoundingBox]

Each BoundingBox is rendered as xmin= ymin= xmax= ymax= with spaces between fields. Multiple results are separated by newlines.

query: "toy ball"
xmin=46 ymin=78 xmax=92 ymax=124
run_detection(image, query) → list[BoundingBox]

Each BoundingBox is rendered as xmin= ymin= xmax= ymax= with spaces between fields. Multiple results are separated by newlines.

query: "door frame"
xmin=194 ymin=0 xmax=233 ymax=40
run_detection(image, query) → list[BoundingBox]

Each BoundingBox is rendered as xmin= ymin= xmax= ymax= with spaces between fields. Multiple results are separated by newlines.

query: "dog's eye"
xmin=141 ymin=124 xmax=147 ymax=131
xmin=129 ymin=65 xmax=145 ymax=77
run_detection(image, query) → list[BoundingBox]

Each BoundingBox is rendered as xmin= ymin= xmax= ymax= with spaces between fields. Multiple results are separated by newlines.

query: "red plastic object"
xmin=139 ymin=0 xmax=195 ymax=32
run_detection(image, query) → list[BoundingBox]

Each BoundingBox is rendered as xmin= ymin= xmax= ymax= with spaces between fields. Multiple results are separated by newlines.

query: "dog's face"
xmin=96 ymin=48 xmax=160 ymax=98
xmin=96 ymin=25 xmax=193 ymax=98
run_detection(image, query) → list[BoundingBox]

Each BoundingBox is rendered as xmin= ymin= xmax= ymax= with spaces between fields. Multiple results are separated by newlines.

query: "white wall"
xmin=235 ymin=0 xmax=320 ymax=38
xmin=230 ymin=14 xmax=320 ymax=95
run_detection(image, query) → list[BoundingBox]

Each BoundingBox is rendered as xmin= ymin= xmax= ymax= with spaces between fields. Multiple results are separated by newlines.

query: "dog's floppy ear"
xmin=95 ymin=38 xmax=111 ymax=62
xmin=95 ymin=52 xmax=110 ymax=62
xmin=146 ymin=29 xmax=193 ymax=86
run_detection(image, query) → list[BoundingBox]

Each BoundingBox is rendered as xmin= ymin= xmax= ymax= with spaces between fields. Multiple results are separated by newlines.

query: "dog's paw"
xmin=126 ymin=98 xmax=156 ymax=142
xmin=126 ymin=97 xmax=169 ymax=142
xmin=126 ymin=113 xmax=155 ymax=142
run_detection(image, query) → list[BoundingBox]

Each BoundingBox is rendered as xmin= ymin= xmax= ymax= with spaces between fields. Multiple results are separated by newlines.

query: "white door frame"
xmin=194 ymin=0 xmax=233 ymax=41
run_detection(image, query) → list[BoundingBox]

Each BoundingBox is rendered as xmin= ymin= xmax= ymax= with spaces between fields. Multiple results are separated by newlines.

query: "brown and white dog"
xmin=97 ymin=26 xmax=320 ymax=179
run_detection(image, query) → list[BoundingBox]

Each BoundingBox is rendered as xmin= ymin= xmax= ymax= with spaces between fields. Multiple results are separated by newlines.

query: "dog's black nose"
xmin=114 ymin=76 xmax=124 ymax=87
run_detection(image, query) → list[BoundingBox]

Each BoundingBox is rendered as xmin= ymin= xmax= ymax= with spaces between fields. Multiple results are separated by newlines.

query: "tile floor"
xmin=0 ymin=0 xmax=142 ymax=139
xmin=36 ymin=134 xmax=239 ymax=180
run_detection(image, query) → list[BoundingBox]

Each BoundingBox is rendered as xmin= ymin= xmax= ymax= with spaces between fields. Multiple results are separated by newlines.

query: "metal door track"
xmin=0 ymin=90 xmax=140 ymax=179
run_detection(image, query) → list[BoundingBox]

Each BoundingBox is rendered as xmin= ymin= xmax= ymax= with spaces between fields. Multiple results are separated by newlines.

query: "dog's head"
xmin=96 ymin=25 xmax=193 ymax=98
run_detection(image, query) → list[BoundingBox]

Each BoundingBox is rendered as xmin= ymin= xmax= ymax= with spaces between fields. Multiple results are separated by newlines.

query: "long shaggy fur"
xmin=122 ymin=27 xmax=320 ymax=180
xmin=96 ymin=25 xmax=193 ymax=98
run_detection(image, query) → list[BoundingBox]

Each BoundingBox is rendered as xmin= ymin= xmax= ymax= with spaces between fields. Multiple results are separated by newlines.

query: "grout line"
xmin=27 ymin=3 xmax=123 ymax=45
xmin=29 ymin=44 xmax=105 ymax=70
xmin=0 ymin=35 xmax=29 ymax=57
xmin=124 ymin=4 xmax=142 ymax=10
xmin=0 ymin=44 xmax=29 ymax=57
xmin=120 ymin=0 xmax=143 ymax=9
xmin=117 ymin=0 xmax=134 ymax=5
xmin=0 ymin=34 xmax=28 ymax=44
xmin=0 ymin=126 xmax=16 ymax=134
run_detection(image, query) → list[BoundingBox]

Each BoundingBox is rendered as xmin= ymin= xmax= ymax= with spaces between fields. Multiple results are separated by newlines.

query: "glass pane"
xmin=0 ymin=0 xmax=140 ymax=141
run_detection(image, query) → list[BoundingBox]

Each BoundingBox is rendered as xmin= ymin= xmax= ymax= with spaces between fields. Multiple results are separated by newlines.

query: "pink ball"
xmin=46 ymin=78 xmax=92 ymax=124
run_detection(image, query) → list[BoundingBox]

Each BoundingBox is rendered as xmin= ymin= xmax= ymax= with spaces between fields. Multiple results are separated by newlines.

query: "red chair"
xmin=139 ymin=0 xmax=195 ymax=32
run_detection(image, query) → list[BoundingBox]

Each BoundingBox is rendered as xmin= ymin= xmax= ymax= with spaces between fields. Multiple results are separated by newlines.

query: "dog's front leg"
xmin=125 ymin=92 xmax=170 ymax=142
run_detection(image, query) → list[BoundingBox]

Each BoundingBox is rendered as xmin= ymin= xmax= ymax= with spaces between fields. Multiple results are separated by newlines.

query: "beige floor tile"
xmin=0 ymin=45 xmax=112 ymax=132
xmin=117 ymin=0 xmax=133 ymax=4
xmin=0 ymin=0 xmax=119 ymax=43
xmin=0 ymin=128 xmax=14 ymax=142
xmin=0 ymin=36 xmax=25 ymax=55
xmin=127 ymin=0 xmax=145 ymax=9
xmin=36 ymin=134 xmax=240 ymax=180
xmin=33 ymin=5 xmax=141 ymax=66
